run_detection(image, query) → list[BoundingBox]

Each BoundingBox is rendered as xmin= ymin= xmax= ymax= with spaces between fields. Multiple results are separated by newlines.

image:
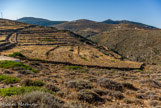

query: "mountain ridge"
xmin=17 ymin=17 xmax=66 ymax=26
xmin=53 ymin=19 xmax=159 ymax=38
xmin=17 ymin=17 xmax=158 ymax=29
xmin=103 ymin=19 xmax=156 ymax=29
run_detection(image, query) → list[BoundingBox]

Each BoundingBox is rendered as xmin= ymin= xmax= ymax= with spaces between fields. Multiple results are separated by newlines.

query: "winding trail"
xmin=0 ymin=25 xmax=36 ymax=61
xmin=0 ymin=25 xmax=36 ymax=52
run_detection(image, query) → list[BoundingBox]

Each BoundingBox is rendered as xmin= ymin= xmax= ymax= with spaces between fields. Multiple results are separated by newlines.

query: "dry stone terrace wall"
xmin=17 ymin=27 xmax=82 ymax=45
xmin=0 ymin=19 xmax=36 ymax=52
xmin=17 ymin=26 xmax=122 ymax=59
xmin=0 ymin=19 xmax=143 ymax=69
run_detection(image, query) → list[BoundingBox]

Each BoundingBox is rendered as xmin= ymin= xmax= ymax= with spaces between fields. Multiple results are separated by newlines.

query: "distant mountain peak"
xmin=17 ymin=17 xmax=66 ymax=26
xmin=105 ymin=19 xmax=113 ymax=21
xmin=73 ymin=19 xmax=96 ymax=23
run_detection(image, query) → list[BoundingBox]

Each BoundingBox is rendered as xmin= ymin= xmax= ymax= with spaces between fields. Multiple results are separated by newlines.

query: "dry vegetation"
xmin=1 ymin=24 xmax=142 ymax=69
xmin=90 ymin=29 xmax=161 ymax=64
xmin=0 ymin=19 xmax=161 ymax=108
xmin=0 ymin=59 xmax=160 ymax=108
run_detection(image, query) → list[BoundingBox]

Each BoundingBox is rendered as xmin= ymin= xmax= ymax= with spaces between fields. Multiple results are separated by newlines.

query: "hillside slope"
xmin=0 ymin=19 xmax=142 ymax=69
xmin=53 ymin=19 xmax=118 ymax=37
xmin=103 ymin=19 xmax=156 ymax=29
xmin=54 ymin=19 xmax=158 ymax=37
xmin=1 ymin=19 xmax=161 ymax=108
xmin=89 ymin=29 xmax=161 ymax=64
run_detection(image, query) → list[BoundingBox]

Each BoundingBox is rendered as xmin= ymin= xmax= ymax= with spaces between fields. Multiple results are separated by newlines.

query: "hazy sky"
xmin=0 ymin=0 xmax=161 ymax=28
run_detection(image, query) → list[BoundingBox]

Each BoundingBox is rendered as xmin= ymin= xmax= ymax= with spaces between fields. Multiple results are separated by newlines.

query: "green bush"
xmin=8 ymin=52 xmax=26 ymax=58
xmin=0 ymin=86 xmax=52 ymax=96
xmin=0 ymin=61 xmax=38 ymax=73
xmin=21 ymin=79 xmax=45 ymax=87
xmin=0 ymin=75 xmax=20 ymax=84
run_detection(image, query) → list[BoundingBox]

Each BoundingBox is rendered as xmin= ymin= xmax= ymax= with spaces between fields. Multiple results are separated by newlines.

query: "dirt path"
xmin=0 ymin=25 xmax=36 ymax=52
xmin=0 ymin=56 xmax=20 ymax=62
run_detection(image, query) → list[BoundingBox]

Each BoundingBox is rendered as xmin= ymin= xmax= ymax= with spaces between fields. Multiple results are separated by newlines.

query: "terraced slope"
xmin=0 ymin=19 xmax=142 ymax=69
xmin=89 ymin=29 xmax=161 ymax=64
xmin=0 ymin=19 xmax=35 ymax=52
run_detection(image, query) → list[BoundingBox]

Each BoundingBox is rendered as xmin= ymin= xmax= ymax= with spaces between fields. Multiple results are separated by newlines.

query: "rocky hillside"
xmin=89 ymin=29 xmax=161 ymax=64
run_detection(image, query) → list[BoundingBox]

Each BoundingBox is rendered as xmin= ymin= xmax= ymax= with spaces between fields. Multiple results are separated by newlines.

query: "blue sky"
xmin=0 ymin=0 xmax=161 ymax=28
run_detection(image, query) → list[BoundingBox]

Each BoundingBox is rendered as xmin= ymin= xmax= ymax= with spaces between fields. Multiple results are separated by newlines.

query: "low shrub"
xmin=21 ymin=79 xmax=45 ymax=87
xmin=92 ymin=88 xmax=108 ymax=96
xmin=78 ymin=89 xmax=104 ymax=104
xmin=0 ymin=61 xmax=38 ymax=73
xmin=3 ymin=91 xmax=65 ymax=108
xmin=8 ymin=52 xmax=26 ymax=58
xmin=0 ymin=86 xmax=51 ymax=97
xmin=111 ymin=91 xmax=124 ymax=100
xmin=45 ymin=84 xmax=60 ymax=92
xmin=0 ymin=74 xmax=20 ymax=84
xmin=66 ymin=79 xmax=93 ymax=91
xmin=122 ymin=82 xmax=138 ymax=91
xmin=64 ymin=66 xmax=87 ymax=73
xmin=136 ymin=93 xmax=147 ymax=99
xmin=139 ymin=79 xmax=161 ymax=88
xmin=98 ymin=77 xmax=123 ymax=91
xmin=68 ymin=101 xmax=93 ymax=108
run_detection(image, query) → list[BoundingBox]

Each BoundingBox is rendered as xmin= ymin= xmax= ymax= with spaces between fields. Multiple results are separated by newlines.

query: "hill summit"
xmin=17 ymin=17 xmax=66 ymax=26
